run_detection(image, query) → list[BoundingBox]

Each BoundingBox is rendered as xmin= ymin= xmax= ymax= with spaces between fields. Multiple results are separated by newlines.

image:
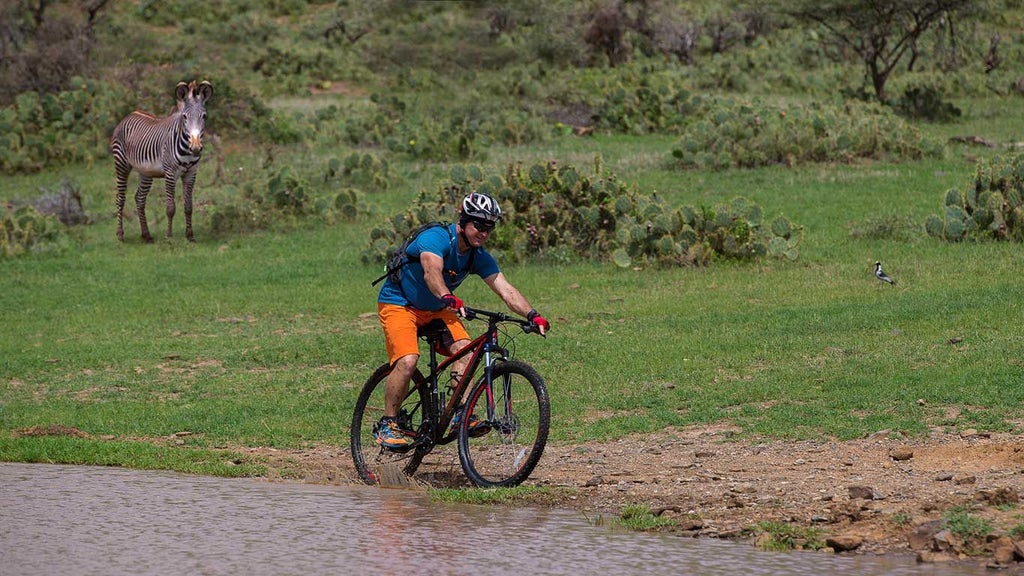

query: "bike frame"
xmin=352 ymin=305 xmax=547 ymax=488
xmin=407 ymin=310 xmax=512 ymax=449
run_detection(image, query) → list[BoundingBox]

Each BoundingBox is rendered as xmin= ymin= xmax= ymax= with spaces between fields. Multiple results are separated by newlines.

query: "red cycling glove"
xmin=441 ymin=293 xmax=464 ymax=311
xmin=527 ymin=309 xmax=550 ymax=333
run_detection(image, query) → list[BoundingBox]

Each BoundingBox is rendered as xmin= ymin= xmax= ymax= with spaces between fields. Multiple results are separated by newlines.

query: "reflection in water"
xmin=0 ymin=463 xmax=986 ymax=576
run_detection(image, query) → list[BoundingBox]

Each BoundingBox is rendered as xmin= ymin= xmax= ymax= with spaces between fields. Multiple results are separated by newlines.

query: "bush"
xmin=0 ymin=78 xmax=132 ymax=174
xmin=890 ymin=83 xmax=962 ymax=122
xmin=568 ymin=66 xmax=702 ymax=135
xmin=926 ymin=153 xmax=1024 ymax=242
xmin=206 ymin=164 xmax=370 ymax=236
xmin=361 ymin=159 xmax=801 ymax=268
xmin=0 ymin=204 xmax=72 ymax=259
xmin=324 ymin=153 xmax=391 ymax=193
xmin=670 ymin=98 xmax=940 ymax=170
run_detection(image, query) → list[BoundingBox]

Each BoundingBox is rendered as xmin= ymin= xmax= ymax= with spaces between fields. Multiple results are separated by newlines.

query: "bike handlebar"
xmin=462 ymin=306 xmax=545 ymax=336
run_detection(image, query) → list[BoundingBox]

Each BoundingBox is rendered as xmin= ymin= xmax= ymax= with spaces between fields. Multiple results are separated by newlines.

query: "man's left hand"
xmin=527 ymin=310 xmax=549 ymax=336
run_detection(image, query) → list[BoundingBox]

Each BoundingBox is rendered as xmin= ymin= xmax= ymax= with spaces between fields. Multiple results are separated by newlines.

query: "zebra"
xmin=111 ymin=80 xmax=213 ymax=243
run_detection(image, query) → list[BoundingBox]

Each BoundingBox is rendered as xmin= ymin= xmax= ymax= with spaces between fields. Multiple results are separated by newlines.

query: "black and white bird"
xmin=874 ymin=261 xmax=896 ymax=285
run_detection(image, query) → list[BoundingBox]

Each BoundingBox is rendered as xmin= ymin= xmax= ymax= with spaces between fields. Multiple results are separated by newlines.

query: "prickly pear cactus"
xmin=928 ymin=153 xmax=1024 ymax=242
xmin=363 ymin=160 xmax=802 ymax=268
xmin=1 ymin=204 xmax=69 ymax=259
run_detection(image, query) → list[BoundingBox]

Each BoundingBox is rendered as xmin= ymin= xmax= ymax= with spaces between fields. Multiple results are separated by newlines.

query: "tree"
xmin=0 ymin=0 xmax=110 ymax=104
xmin=786 ymin=0 xmax=977 ymax=103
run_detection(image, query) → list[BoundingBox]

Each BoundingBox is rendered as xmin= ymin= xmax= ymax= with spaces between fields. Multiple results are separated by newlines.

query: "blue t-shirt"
xmin=377 ymin=223 xmax=500 ymax=310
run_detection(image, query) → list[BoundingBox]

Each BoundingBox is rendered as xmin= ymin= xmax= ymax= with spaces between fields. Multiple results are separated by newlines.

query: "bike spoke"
xmin=351 ymin=365 xmax=428 ymax=485
xmin=458 ymin=361 xmax=549 ymax=487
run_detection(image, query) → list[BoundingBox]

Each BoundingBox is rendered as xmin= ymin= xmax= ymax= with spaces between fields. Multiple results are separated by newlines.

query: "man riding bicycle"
xmin=375 ymin=192 xmax=550 ymax=449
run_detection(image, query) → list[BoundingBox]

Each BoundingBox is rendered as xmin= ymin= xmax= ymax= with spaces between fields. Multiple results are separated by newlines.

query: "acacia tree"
xmin=786 ymin=0 xmax=977 ymax=102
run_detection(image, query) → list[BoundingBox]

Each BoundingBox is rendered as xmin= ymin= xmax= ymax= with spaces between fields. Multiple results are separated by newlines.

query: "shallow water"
xmin=0 ymin=463 xmax=988 ymax=575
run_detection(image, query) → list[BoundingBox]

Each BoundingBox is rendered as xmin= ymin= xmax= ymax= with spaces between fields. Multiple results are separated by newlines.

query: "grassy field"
xmin=2 ymin=98 xmax=1023 ymax=479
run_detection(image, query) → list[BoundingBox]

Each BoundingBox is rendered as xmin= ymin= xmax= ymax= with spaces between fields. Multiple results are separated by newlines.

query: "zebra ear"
xmin=174 ymin=82 xmax=190 ymax=102
xmin=196 ymin=81 xmax=213 ymax=103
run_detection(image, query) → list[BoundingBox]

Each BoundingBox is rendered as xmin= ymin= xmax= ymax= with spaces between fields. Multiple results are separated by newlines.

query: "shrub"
xmin=568 ymin=66 xmax=704 ymax=135
xmin=670 ymin=98 xmax=939 ymax=170
xmin=0 ymin=204 xmax=72 ymax=259
xmin=136 ymin=0 xmax=256 ymax=26
xmin=890 ymin=83 xmax=962 ymax=122
xmin=926 ymin=153 xmax=1024 ymax=242
xmin=324 ymin=153 xmax=390 ymax=193
xmin=206 ymin=164 xmax=369 ymax=235
xmin=0 ymin=78 xmax=132 ymax=174
xmin=361 ymin=159 xmax=801 ymax=268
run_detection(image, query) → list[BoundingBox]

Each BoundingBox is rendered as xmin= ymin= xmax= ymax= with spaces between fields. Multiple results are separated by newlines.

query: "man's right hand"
xmin=441 ymin=293 xmax=465 ymax=315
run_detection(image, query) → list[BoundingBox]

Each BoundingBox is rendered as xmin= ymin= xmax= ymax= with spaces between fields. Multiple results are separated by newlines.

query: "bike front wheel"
xmin=457 ymin=360 xmax=550 ymax=488
xmin=350 ymin=363 xmax=429 ymax=485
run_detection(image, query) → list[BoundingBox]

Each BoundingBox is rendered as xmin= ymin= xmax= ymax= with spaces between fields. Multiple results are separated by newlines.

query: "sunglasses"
xmin=470 ymin=221 xmax=495 ymax=233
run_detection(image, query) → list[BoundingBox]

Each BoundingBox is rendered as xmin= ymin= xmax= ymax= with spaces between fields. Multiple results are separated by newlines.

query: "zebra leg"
xmin=182 ymin=170 xmax=197 ymax=242
xmin=115 ymin=164 xmax=130 ymax=242
xmin=135 ymin=176 xmax=154 ymax=243
xmin=164 ymin=174 xmax=177 ymax=239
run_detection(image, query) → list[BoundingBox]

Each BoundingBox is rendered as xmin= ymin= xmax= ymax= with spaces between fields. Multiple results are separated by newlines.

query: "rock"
xmin=25 ymin=178 xmax=89 ymax=225
xmin=584 ymin=475 xmax=603 ymax=487
xmin=834 ymin=501 xmax=864 ymax=521
xmin=932 ymin=529 xmax=963 ymax=552
xmin=953 ymin=475 xmax=976 ymax=485
xmin=890 ymin=448 xmax=914 ymax=461
xmin=917 ymin=550 xmax=956 ymax=563
xmin=826 ymin=534 xmax=864 ymax=552
xmin=677 ymin=518 xmax=704 ymax=531
xmin=848 ymin=485 xmax=883 ymax=500
xmin=725 ymin=495 xmax=746 ymax=508
xmin=908 ymin=521 xmax=944 ymax=551
xmin=976 ymin=487 xmax=1020 ymax=506
xmin=653 ymin=505 xmax=681 ymax=516
xmin=866 ymin=429 xmax=893 ymax=440
xmin=992 ymin=536 xmax=1015 ymax=564
xmin=1013 ymin=539 xmax=1024 ymax=561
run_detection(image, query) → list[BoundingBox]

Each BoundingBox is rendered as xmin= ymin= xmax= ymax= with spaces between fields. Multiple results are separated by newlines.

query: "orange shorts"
xmin=378 ymin=303 xmax=469 ymax=365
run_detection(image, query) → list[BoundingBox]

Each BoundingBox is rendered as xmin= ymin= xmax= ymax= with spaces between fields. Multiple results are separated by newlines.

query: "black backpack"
xmin=371 ymin=221 xmax=475 ymax=287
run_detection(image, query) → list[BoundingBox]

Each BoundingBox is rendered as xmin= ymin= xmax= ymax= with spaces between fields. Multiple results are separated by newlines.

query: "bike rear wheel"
xmin=350 ymin=363 xmax=429 ymax=485
xmin=457 ymin=360 xmax=550 ymax=488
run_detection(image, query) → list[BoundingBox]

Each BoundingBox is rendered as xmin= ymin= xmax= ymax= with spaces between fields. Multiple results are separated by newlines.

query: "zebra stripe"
xmin=111 ymin=80 xmax=213 ymax=243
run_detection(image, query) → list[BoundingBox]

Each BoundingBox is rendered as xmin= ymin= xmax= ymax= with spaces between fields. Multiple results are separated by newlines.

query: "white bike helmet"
xmin=461 ymin=192 xmax=502 ymax=223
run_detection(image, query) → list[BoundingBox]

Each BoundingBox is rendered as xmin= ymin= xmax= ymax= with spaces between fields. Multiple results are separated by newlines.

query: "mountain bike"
xmin=351 ymin=307 xmax=549 ymax=488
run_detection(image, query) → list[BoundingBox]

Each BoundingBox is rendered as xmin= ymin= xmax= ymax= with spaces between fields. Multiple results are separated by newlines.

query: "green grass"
xmin=752 ymin=521 xmax=827 ymax=552
xmin=944 ymin=507 xmax=995 ymax=555
xmin=617 ymin=504 xmax=677 ymax=531
xmin=0 ymin=435 xmax=265 ymax=477
xmin=428 ymin=486 xmax=566 ymax=505
xmin=3 ymin=93 xmax=1024 ymax=474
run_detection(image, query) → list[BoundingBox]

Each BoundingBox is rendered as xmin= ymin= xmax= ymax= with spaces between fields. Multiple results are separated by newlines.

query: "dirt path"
xmin=255 ymin=425 xmax=1024 ymax=569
